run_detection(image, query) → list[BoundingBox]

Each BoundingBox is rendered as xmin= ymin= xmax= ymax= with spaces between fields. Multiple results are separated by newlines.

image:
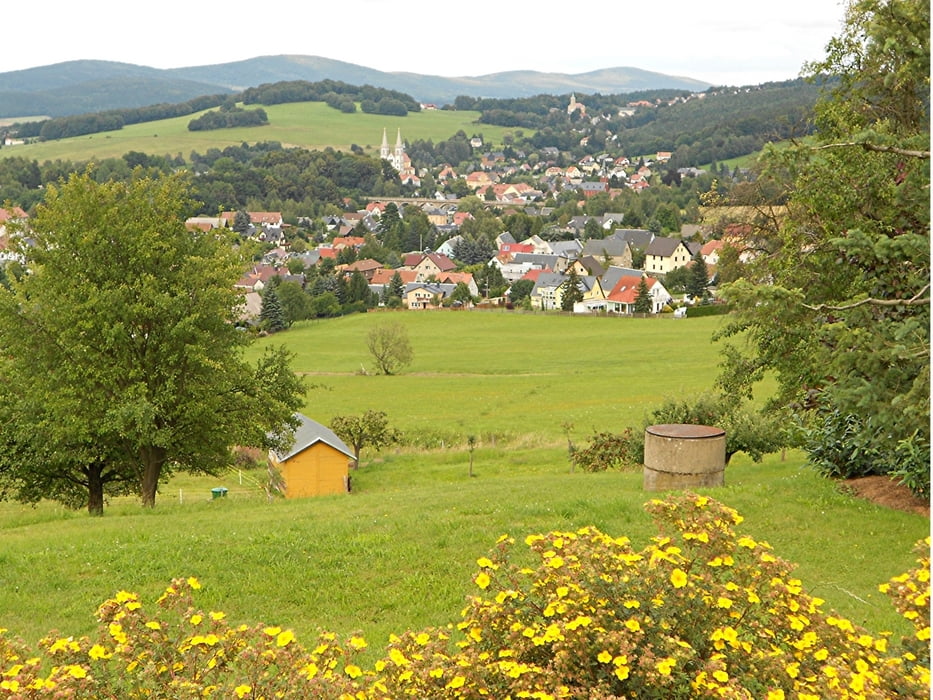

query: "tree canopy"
xmin=716 ymin=0 xmax=930 ymax=494
xmin=0 ymin=171 xmax=306 ymax=513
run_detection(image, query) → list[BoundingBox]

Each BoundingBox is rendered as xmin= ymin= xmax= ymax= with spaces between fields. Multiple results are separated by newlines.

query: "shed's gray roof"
xmin=276 ymin=413 xmax=353 ymax=461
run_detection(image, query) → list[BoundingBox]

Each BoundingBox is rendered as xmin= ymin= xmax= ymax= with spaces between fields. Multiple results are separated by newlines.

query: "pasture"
xmin=0 ymin=102 xmax=518 ymax=164
xmin=0 ymin=312 xmax=925 ymax=661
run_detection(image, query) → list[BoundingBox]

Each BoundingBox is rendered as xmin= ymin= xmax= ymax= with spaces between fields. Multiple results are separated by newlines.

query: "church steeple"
xmin=380 ymin=128 xmax=389 ymax=160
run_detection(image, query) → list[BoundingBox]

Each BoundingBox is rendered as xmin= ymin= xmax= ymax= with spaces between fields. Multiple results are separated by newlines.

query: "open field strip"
xmin=0 ymin=102 xmax=519 ymax=163
xmin=0 ymin=313 xmax=925 ymax=662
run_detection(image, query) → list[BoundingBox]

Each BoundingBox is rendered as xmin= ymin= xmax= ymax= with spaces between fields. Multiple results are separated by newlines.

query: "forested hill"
xmin=0 ymin=55 xmax=712 ymax=119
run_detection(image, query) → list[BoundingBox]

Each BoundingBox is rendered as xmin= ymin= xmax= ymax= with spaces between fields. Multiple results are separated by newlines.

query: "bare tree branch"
xmin=812 ymin=141 xmax=930 ymax=159
xmin=804 ymin=283 xmax=930 ymax=311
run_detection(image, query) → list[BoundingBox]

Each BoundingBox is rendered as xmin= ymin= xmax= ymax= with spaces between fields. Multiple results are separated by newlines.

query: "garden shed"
xmin=269 ymin=413 xmax=354 ymax=498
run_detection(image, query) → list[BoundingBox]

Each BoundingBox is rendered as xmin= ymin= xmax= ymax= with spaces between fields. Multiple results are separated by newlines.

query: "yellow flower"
xmin=276 ymin=630 xmax=295 ymax=647
xmin=145 ymin=621 xmax=162 ymax=630
xmin=345 ymin=664 xmax=363 ymax=678
xmin=67 ymin=665 xmax=87 ymax=679
xmin=446 ymin=675 xmax=466 ymax=689
xmin=88 ymin=644 xmax=111 ymax=660
xmin=476 ymin=556 xmax=497 ymax=569
xmin=656 ymin=657 xmax=676 ymax=675
xmin=209 ymin=611 xmax=226 ymax=621
xmin=712 ymin=670 xmax=729 ymax=683
xmin=234 ymin=684 xmax=251 ymax=698
xmin=716 ymin=596 xmax=733 ymax=609
xmin=625 ymin=619 xmax=641 ymax=632
xmin=389 ymin=648 xmax=409 ymax=667
xmin=190 ymin=614 xmax=203 ymax=626
xmin=187 ymin=577 xmax=201 ymax=590
xmin=670 ymin=568 xmax=688 ymax=588
xmin=475 ymin=572 xmax=491 ymax=589
xmin=766 ymin=690 xmax=785 ymax=700
xmin=350 ymin=635 xmax=368 ymax=649
xmin=597 ymin=650 xmax=612 ymax=663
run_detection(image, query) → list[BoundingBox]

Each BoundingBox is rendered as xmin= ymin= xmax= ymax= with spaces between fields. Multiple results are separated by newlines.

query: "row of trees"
xmin=188 ymin=104 xmax=269 ymax=131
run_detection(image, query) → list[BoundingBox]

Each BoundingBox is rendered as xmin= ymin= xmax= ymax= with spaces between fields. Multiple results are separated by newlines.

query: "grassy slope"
xmin=0 ymin=103 xmax=517 ymax=164
xmin=0 ymin=313 xmax=925 ymax=659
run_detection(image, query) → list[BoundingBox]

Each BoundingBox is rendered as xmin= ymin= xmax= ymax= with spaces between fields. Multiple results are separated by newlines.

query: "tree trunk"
xmin=140 ymin=445 xmax=167 ymax=508
xmin=86 ymin=463 xmax=105 ymax=517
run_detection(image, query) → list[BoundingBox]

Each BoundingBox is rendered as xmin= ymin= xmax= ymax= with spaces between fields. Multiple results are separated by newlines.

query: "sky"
xmin=3 ymin=1 xmax=847 ymax=87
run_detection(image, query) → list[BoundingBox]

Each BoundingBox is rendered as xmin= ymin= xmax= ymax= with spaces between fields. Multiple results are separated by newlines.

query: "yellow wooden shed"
xmin=269 ymin=413 xmax=354 ymax=498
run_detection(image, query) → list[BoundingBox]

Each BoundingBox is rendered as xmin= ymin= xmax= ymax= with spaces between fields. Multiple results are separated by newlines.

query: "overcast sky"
xmin=3 ymin=1 xmax=846 ymax=86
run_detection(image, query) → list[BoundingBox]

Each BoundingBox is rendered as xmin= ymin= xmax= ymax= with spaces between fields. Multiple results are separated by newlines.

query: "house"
xmin=268 ymin=413 xmax=354 ymax=498
xmin=529 ymin=272 xmax=603 ymax=311
xmin=582 ymin=238 xmax=634 ymax=268
xmin=339 ymin=258 xmax=384 ymax=281
xmin=404 ymin=282 xmax=455 ymax=309
xmin=605 ymin=275 xmax=671 ymax=314
xmin=0 ymin=206 xmax=27 ymax=238
xmin=701 ymin=239 xmax=724 ymax=265
xmin=644 ymin=236 xmax=695 ymax=275
xmin=579 ymin=181 xmax=609 ymax=198
xmin=402 ymin=252 xmax=456 ymax=281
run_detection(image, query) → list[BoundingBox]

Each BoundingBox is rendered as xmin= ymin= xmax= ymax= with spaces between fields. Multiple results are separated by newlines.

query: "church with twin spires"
xmin=380 ymin=128 xmax=419 ymax=186
xmin=380 ymin=128 xmax=407 ymax=172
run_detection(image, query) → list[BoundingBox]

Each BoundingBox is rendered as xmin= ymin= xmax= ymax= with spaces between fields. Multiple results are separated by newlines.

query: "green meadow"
xmin=0 ymin=312 xmax=926 ymax=661
xmin=0 ymin=103 xmax=518 ymax=164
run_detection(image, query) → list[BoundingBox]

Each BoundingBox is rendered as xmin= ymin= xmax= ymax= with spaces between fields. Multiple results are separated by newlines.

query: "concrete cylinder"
xmin=643 ymin=424 xmax=726 ymax=491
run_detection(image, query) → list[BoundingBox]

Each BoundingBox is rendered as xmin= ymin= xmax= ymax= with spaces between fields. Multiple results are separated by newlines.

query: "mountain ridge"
xmin=0 ymin=55 xmax=714 ymax=118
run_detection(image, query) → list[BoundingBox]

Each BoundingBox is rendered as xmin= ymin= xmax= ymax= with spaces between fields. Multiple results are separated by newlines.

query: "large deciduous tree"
xmin=716 ymin=0 xmax=930 ymax=493
xmin=0 ymin=171 xmax=306 ymax=514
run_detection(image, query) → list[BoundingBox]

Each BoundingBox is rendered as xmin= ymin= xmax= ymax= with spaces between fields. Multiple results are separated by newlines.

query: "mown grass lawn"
xmin=0 ymin=312 xmax=925 ymax=663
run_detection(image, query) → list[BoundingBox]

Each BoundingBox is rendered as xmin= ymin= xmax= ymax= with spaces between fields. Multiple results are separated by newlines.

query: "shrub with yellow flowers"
xmin=0 ymin=493 xmax=928 ymax=699
xmin=377 ymin=493 xmax=930 ymax=699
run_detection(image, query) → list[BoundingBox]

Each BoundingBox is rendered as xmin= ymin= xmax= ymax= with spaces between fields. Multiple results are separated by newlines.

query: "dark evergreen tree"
xmin=686 ymin=251 xmax=709 ymax=301
xmin=560 ymin=268 xmax=584 ymax=311
xmin=634 ymin=277 xmax=653 ymax=313
xmin=259 ymin=286 xmax=289 ymax=333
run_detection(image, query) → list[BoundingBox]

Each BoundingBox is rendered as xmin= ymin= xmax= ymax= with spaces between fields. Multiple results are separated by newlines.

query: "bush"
xmin=379 ymin=494 xmax=930 ymax=698
xmin=648 ymin=392 xmax=788 ymax=464
xmin=0 ymin=495 xmax=927 ymax=698
xmin=570 ymin=428 xmax=640 ymax=472
xmin=685 ymin=303 xmax=731 ymax=317
xmin=804 ymin=409 xmax=885 ymax=480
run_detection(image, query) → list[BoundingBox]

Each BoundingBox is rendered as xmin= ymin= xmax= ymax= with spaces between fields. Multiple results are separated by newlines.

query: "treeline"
xmin=188 ymin=104 xmax=269 ymax=131
xmin=13 ymin=94 xmax=231 ymax=141
xmin=463 ymin=80 xmax=821 ymax=166
xmin=241 ymin=80 xmax=421 ymax=115
xmin=9 ymin=79 xmax=422 ymax=143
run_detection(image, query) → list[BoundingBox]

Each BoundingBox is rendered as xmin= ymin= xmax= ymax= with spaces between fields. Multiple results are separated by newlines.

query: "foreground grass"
xmin=0 ymin=102 xmax=517 ymax=164
xmin=0 ymin=313 xmax=925 ymax=661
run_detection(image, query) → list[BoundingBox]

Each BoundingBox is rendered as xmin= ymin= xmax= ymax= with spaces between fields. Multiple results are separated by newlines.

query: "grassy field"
xmin=0 ymin=102 xmax=519 ymax=164
xmin=0 ymin=312 xmax=926 ymax=662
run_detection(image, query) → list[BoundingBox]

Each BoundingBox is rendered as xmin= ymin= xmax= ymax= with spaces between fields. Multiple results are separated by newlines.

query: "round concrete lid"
xmin=645 ymin=424 xmax=725 ymax=439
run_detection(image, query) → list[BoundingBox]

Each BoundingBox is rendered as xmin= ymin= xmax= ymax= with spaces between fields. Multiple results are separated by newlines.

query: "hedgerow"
xmin=0 ymin=493 xmax=928 ymax=698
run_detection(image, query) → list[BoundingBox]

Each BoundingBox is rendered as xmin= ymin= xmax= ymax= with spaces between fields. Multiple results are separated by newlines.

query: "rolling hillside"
xmin=0 ymin=55 xmax=712 ymax=119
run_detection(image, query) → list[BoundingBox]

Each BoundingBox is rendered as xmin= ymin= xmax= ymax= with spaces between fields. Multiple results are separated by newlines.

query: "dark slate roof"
xmin=645 ymin=236 xmax=685 ymax=257
xmin=276 ymin=413 xmax=353 ymax=461
xmin=582 ymin=238 xmax=630 ymax=257
xmin=610 ymin=229 xmax=655 ymax=249
xmin=600 ymin=266 xmax=646 ymax=292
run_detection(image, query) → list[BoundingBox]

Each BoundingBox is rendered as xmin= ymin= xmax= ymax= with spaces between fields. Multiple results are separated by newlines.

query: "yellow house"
xmin=269 ymin=414 xmax=354 ymax=498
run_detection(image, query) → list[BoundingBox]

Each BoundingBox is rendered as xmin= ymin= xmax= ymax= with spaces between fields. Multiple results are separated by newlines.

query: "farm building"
xmin=269 ymin=413 xmax=354 ymax=498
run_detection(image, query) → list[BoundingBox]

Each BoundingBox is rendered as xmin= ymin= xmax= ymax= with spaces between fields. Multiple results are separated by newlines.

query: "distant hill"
xmin=0 ymin=55 xmax=713 ymax=119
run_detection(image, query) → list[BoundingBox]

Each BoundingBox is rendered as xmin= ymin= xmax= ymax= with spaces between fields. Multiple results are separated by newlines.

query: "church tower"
xmin=394 ymin=129 xmax=404 ymax=171
xmin=380 ymin=128 xmax=390 ymax=161
xmin=380 ymin=128 xmax=406 ymax=172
